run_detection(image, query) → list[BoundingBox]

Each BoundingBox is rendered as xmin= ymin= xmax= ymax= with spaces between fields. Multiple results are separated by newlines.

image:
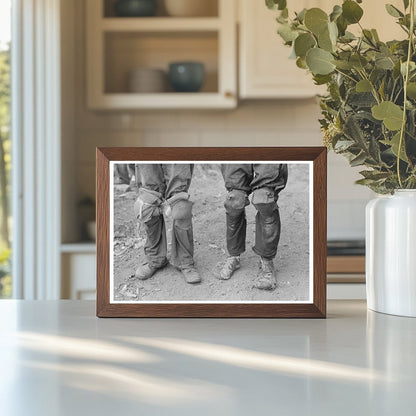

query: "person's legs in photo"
xmin=134 ymin=165 xmax=168 ymax=280
xmin=165 ymin=164 xmax=201 ymax=284
xmin=251 ymin=164 xmax=288 ymax=290
xmin=218 ymin=165 xmax=251 ymax=280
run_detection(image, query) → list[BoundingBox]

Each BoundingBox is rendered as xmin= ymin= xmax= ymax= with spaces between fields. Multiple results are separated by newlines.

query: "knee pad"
xmin=171 ymin=199 xmax=193 ymax=221
xmin=224 ymin=190 xmax=249 ymax=215
xmin=165 ymin=192 xmax=193 ymax=221
xmin=252 ymin=187 xmax=277 ymax=216
xmin=134 ymin=188 xmax=163 ymax=223
xmin=253 ymin=202 xmax=277 ymax=216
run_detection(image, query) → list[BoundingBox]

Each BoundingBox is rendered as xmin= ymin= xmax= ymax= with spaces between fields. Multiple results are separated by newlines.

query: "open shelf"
xmin=90 ymin=92 xmax=234 ymax=109
xmin=87 ymin=0 xmax=236 ymax=109
xmin=102 ymin=17 xmax=220 ymax=32
xmin=104 ymin=0 xmax=219 ymax=18
xmin=104 ymin=31 xmax=218 ymax=94
xmin=61 ymin=242 xmax=96 ymax=254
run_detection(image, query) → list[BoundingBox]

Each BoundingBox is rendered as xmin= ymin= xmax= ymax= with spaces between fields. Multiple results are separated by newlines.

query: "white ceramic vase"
xmin=366 ymin=190 xmax=416 ymax=317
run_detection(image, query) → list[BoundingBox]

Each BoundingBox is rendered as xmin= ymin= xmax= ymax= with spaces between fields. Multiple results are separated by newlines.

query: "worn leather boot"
xmin=135 ymin=260 xmax=168 ymax=281
xmin=178 ymin=264 xmax=201 ymax=284
xmin=254 ymin=257 xmax=277 ymax=290
xmin=218 ymin=256 xmax=241 ymax=280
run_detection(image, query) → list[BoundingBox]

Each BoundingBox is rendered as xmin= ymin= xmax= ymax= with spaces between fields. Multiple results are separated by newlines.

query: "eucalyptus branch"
xmin=358 ymin=69 xmax=381 ymax=104
xmin=390 ymin=79 xmax=398 ymax=101
xmin=334 ymin=68 xmax=358 ymax=84
xmin=393 ymin=85 xmax=404 ymax=103
xmin=397 ymin=0 xmax=415 ymax=188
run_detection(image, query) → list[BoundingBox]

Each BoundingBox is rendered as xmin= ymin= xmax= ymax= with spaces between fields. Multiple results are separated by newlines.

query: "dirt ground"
xmin=112 ymin=164 xmax=310 ymax=302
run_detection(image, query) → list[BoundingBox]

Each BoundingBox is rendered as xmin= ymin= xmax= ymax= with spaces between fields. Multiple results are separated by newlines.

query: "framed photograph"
xmin=96 ymin=147 xmax=327 ymax=318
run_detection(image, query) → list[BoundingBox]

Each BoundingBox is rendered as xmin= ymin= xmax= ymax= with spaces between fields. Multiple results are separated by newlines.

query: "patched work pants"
xmin=138 ymin=164 xmax=194 ymax=269
xmin=221 ymin=164 xmax=288 ymax=260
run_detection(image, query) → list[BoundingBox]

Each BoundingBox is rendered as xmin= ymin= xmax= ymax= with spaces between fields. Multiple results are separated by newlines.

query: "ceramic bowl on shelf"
xmin=164 ymin=0 xmax=218 ymax=17
xmin=128 ymin=68 xmax=167 ymax=93
xmin=168 ymin=62 xmax=205 ymax=92
xmin=114 ymin=0 xmax=158 ymax=17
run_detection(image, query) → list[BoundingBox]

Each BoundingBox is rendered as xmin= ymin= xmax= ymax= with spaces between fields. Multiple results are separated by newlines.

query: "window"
xmin=0 ymin=0 xmax=11 ymax=298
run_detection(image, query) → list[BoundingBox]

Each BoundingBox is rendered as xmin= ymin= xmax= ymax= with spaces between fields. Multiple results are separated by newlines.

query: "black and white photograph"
xmin=109 ymin=161 xmax=313 ymax=304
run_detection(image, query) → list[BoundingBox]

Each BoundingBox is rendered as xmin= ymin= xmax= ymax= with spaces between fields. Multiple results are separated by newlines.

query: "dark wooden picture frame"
xmin=96 ymin=147 xmax=327 ymax=318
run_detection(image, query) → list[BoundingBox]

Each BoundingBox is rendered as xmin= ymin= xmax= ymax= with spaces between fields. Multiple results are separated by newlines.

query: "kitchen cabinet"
xmin=86 ymin=0 xmax=237 ymax=109
xmin=238 ymin=0 xmax=404 ymax=99
xmin=239 ymin=0 xmax=325 ymax=99
xmin=61 ymin=244 xmax=96 ymax=300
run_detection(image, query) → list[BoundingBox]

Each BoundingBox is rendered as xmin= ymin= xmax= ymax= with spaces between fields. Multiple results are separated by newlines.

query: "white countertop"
xmin=0 ymin=300 xmax=415 ymax=415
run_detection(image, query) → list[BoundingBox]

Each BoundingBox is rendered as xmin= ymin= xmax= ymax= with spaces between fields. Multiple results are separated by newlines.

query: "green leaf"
xmin=382 ymin=132 xmax=409 ymax=162
xmin=403 ymin=0 xmax=410 ymax=10
xmin=371 ymin=29 xmax=380 ymax=42
xmin=266 ymin=0 xmax=287 ymax=11
xmin=378 ymin=78 xmax=386 ymax=100
xmin=363 ymin=29 xmax=376 ymax=46
xmin=350 ymin=54 xmax=368 ymax=70
xmin=401 ymin=61 xmax=416 ymax=76
xmin=330 ymin=5 xmax=343 ymax=22
xmin=334 ymin=139 xmax=355 ymax=152
xmin=313 ymin=74 xmax=332 ymax=85
xmin=296 ymin=57 xmax=308 ymax=69
xmin=304 ymin=8 xmax=329 ymax=35
xmin=333 ymin=60 xmax=353 ymax=70
xmin=306 ymin=48 xmax=336 ymax=75
xmin=276 ymin=14 xmax=287 ymax=24
xmin=296 ymin=8 xmax=307 ymax=23
xmin=342 ymin=0 xmax=364 ymax=24
xmin=344 ymin=114 xmax=368 ymax=147
xmin=277 ymin=23 xmax=299 ymax=43
xmin=348 ymin=92 xmax=377 ymax=107
xmin=360 ymin=170 xmax=391 ymax=181
xmin=370 ymin=67 xmax=386 ymax=85
xmin=385 ymin=4 xmax=404 ymax=18
xmin=356 ymin=79 xmax=372 ymax=93
xmin=339 ymin=31 xmax=356 ymax=43
xmin=372 ymin=101 xmax=404 ymax=131
xmin=294 ymin=33 xmax=316 ymax=58
xmin=375 ymin=55 xmax=395 ymax=70
xmin=369 ymin=136 xmax=382 ymax=164
xmin=328 ymin=21 xmax=338 ymax=45
xmin=407 ymin=82 xmax=416 ymax=99
xmin=350 ymin=151 xmax=367 ymax=167
xmin=336 ymin=15 xmax=348 ymax=36
xmin=318 ymin=27 xmax=334 ymax=52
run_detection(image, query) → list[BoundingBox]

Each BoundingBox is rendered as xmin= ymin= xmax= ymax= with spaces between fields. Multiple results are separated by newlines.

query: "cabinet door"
xmin=239 ymin=0 xmax=327 ymax=99
xmin=62 ymin=253 xmax=96 ymax=300
xmin=239 ymin=0 xmax=404 ymax=99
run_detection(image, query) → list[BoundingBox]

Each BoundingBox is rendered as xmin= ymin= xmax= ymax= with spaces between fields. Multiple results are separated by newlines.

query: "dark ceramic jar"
xmin=114 ymin=0 xmax=158 ymax=17
xmin=168 ymin=62 xmax=205 ymax=92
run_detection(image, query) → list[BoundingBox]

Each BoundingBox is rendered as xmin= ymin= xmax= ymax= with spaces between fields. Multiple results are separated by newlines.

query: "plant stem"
xmin=334 ymin=68 xmax=358 ymax=84
xmin=397 ymin=0 xmax=415 ymax=188
xmin=358 ymin=69 xmax=381 ymax=104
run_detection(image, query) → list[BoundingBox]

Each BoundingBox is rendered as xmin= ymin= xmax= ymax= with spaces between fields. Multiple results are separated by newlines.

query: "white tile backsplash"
xmin=328 ymin=199 xmax=368 ymax=240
